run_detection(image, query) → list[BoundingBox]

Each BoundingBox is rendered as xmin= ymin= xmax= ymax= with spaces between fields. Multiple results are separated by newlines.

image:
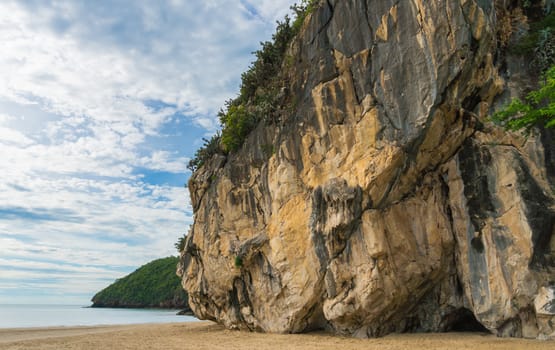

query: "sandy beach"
xmin=0 ymin=322 xmax=554 ymax=350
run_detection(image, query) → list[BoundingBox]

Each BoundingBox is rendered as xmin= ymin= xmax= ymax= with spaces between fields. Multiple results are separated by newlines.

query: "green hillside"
xmin=91 ymin=256 xmax=189 ymax=309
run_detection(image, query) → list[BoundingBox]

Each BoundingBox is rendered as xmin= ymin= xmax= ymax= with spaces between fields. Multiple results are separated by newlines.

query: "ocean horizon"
xmin=0 ymin=304 xmax=197 ymax=328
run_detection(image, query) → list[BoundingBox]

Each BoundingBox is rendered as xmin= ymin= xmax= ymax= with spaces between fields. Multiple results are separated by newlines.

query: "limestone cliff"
xmin=178 ymin=0 xmax=555 ymax=339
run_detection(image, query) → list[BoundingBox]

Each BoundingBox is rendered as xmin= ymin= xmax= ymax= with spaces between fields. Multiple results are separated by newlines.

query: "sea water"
xmin=0 ymin=304 xmax=197 ymax=328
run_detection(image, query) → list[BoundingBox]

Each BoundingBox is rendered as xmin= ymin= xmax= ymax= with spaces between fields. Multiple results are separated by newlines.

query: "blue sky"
xmin=0 ymin=0 xmax=298 ymax=305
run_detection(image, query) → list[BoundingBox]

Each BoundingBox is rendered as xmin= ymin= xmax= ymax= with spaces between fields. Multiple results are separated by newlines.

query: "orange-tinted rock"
xmin=178 ymin=0 xmax=555 ymax=339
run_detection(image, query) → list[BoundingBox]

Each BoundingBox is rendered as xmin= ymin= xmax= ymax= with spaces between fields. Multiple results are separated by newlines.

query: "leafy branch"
xmin=493 ymin=65 xmax=555 ymax=131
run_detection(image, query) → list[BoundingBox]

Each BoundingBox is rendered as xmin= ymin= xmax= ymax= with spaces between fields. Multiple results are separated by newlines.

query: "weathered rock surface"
xmin=178 ymin=0 xmax=555 ymax=339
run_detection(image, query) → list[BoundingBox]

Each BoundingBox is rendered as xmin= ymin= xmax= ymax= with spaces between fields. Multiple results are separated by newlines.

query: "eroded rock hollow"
xmin=178 ymin=0 xmax=555 ymax=339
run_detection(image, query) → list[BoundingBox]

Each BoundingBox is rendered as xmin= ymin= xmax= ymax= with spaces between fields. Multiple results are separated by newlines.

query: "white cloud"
xmin=0 ymin=0 xmax=298 ymax=305
xmin=0 ymin=126 xmax=35 ymax=146
xmin=245 ymin=0 xmax=297 ymax=22
xmin=0 ymin=112 xmax=15 ymax=125
xmin=139 ymin=151 xmax=190 ymax=173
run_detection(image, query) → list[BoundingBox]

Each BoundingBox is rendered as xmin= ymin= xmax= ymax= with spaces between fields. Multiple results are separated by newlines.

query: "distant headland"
xmin=92 ymin=256 xmax=191 ymax=313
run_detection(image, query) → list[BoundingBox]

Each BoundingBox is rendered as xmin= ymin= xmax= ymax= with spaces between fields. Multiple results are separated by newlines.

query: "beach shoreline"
xmin=0 ymin=322 xmax=554 ymax=350
xmin=0 ymin=324 xmax=138 ymax=344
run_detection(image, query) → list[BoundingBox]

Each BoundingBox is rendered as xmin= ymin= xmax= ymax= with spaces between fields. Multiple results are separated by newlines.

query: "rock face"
xmin=178 ymin=0 xmax=555 ymax=339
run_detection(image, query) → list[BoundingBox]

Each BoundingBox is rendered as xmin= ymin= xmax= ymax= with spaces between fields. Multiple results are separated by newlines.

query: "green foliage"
xmin=234 ymin=256 xmax=243 ymax=268
xmin=188 ymin=1 xmax=319 ymax=171
xmin=291 ymin=0 xmax=319 ymax=33
xmin=175 ymin=235 xmax=186 ymax=253
xmin=260 ymin=143 xmax=275 ymax=158
xmin=220 ymin=104 xmax=257 ymax=152
xmin=239 ymin=17 xmax=296 ymax=103
xmin=91 ymin=257 xmax=187 ymax=308
xmin=187 ymin=132 xmax=222 ymax=172
xmin=493 ymin=65 xmax=555 ymax=131
xmin=531 ymin=27 xmax=555 ymax=73
xmin=510 ymin=10 xmax=555 ymax=59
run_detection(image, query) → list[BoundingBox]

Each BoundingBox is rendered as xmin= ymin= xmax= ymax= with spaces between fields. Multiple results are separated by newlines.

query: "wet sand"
xmin=0 ymin=322 xmax=553 ymax=350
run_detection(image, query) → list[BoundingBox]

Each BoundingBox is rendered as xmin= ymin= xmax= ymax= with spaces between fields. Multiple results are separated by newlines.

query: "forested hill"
xmin=91 ymin=256 xmax=189 ymax=309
